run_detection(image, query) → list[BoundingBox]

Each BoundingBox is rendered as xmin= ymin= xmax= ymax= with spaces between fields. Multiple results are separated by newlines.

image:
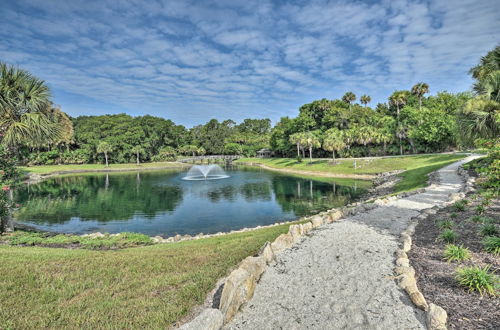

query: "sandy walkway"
xmin=225 ymin=156 xmax=479 ymax=330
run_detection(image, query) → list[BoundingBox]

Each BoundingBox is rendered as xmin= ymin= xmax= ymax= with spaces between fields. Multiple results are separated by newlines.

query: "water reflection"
xmin=13 ymin=167 xmax=369 ymax=236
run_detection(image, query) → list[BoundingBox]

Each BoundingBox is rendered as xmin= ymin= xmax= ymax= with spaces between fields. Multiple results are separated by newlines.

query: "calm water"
xmin=13 ymin=166 xmax=369 ymax=236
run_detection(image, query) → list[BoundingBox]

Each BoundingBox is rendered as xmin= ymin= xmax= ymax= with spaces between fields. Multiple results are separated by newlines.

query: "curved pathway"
xmin=225 ymin=156 xmax=479 ymax=330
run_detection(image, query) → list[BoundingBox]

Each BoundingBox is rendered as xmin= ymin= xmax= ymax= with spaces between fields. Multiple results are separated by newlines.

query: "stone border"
xmin=392 ymin=164 xmax=476 ymax=330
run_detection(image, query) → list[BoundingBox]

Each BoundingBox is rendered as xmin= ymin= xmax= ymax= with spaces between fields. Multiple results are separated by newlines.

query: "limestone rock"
xmin=219 ymin=268 xmax=256 ymax=323
xmin=288 ymin=224 xmax=302 ymax=241
xmin=311 ymin=216 xmax=324 ymax=228
xmin=179 ymin=308 xmax=223 ymax=330
xmin=395 ymin=249 xmax=408 ymax=259
xmin=239 ymin=256 xmax=266 ymax=282
xmin=301 ymin=222 xmax=313 ymax=234
xmin=396 ymin=257 xmax=410 ymax=268
xmin=426 ymin=303 xmax=448 ymax=330
xmin=410 ymin=291 xmax=428 ymax=311
xmin=397 ymin=274 xmax=416 ymax=290
xmin=394 ymin=266 xmax=415 ymax=277
xmin=259 ymin=242 xmax=275 ymax=264
xmin=270 ymin=233 xmax=294 ymax=253
xmin=401 ymin=234 xmax=412 ymax=252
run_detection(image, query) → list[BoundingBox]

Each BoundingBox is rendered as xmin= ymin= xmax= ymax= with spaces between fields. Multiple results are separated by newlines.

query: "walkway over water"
xmin=178 ymin=155 xmax=241 ymax=163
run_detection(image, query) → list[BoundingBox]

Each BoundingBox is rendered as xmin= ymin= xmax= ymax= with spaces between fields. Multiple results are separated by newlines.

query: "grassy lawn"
xmin=0 ymin=224 xmax=291 ymax=329
xmin=20 ymin=162 xmax=187 ymax=175
xmin=237 ymin=153 xmax=467 ymax=193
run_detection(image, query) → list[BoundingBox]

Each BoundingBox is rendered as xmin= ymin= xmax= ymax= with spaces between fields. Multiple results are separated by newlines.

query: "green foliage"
xmin=0 ymin=145 xmax=21 ymax=232
xmin=151 ymin=146 xmax=177 ymax=161
xmin=475 ymin=205 xmax=485 ymax=215
xmin=479 ymin=223 xmax=499 ymax=236
xmin=450 ymin=212 xmax=458 ymax=219
xmin=443 ymin=244 xmax=471 ymax=262
xmin=4 ymin=231 xmax=153 ymax=249
xmin=452 ymin=201 xmax=466 ymax=211
xmin=455 ymin=265 xmax=498 ymax=296
xmin=470 ymin=215 xmax=486 ymax=223
xmin=224 ymin=142 xmax=243 ymax=155
xmin=439 ymin=229 xmax=458 ymax=243
xmin=483 ymin=236 xmax=500 ymax=255
xmin=437 ymin=219 xmax=454 ymax=230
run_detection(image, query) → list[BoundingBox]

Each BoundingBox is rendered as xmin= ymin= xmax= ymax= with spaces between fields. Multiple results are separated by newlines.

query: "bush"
xmin=470 ymin=215 xmax=485 ymax=223
xmin=475 ymin=205 xmax=485 ymax=215
xmin=443 ymin=244 xmax=471 ymax=262
xmin=437 ymin=220 xmax=454 ymax=230
xmin=439 ymin=229 xmax=458 ymax=243
xmin=479 ymin=223 xmax=499 ymax=236
xmin=483 ymin=236 xmax=500 ymax=255
xmin=450 ymin=212 xmax=458 ymax=219
xmin=455 ymin=265 xmax=498 ymax=296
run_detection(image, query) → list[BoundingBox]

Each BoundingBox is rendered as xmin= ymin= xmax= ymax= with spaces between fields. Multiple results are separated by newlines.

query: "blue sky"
xmin=0 ymin=0 xmax=498 ymax=127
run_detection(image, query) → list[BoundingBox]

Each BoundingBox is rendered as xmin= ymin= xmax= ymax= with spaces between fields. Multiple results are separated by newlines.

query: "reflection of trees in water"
xmin=187 ymin=180 xmax=272 ymax=203
xmin=272 ymin=177 xmax=365 ymax=217
xmin=14 ymin=173 xmax=183 ymax=224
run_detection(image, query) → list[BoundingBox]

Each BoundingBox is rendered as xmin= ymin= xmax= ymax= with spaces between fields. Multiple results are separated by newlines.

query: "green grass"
xmin=443 ymin=244 xmax=471 ymax=262
xmin=483 ymin=236 xmax=500 ymax=255
xmin=0 ymin=223 xmax=291 ymax=329
xmin=455 ymin=265 xmax=499 ymax=296
xmin=479 ymin=223 xmax=499 ymax=237
xmin=437 ymin=219 xmax=454 ymax=230
xmin=2 ymin=231 xmax=153 ymax=249
xmin=237 ymin=154 xmax=466 ymax=194
xmin=20 ymin=162 xmax=187 ymax=175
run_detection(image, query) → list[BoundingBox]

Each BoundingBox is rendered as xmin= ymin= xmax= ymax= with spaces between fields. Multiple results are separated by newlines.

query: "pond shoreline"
xmin=237 ymin=161 xmax=376 ymax=180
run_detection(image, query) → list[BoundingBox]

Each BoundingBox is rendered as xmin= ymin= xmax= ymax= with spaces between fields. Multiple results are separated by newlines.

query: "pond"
xmin=13 ymin=166 xmax=371 ymax=237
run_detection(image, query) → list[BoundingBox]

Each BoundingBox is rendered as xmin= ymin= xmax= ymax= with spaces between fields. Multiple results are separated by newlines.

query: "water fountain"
xmin=182 ymin=164 xmax=229 ymax=180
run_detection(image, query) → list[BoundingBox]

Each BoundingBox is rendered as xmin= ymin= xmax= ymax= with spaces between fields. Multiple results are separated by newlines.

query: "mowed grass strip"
xmin=20 ymin=161 xmax=187 ymax=175
xmin=0 ymin=224 xmax=289 ymax=329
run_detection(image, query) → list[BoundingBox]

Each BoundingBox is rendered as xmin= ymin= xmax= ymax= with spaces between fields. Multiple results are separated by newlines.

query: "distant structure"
xmin=257 ymin=149 xmax=272 ymax=158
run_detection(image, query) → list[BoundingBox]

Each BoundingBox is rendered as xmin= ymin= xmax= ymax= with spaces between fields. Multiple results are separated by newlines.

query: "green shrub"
xmin=475 ymin=205 xmax=485 ymax=215
xmin=439 ymin=229 xmax=458 ymax=243
xmin=453 ymin=201 xmax=466 ymax=211
xmin=443 ymin=244 xmax=471 ymax=262
xmin=481 ymin=199 xmax=492 ymax=207
xmin=455 ymin=265 xmax=498 ymax=296
xmin=483 ymin=236 xmax=500 ymax=255
xmin=450 ymin=212 xmax=458 ymax=219
xmin=470 ymin=215 xmax=485 ymax=223
xmin=480 ymin=224 xmax=499 ymax=237
xmin=481 ymin=217 xmax=498 ymax=225
xmin=437 ymin=220 xmax=454 ymax=230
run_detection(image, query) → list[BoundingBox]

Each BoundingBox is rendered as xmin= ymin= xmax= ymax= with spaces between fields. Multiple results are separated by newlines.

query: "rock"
xmin=329 ymin=210 xmax=343 ymax=222
xmin=401 ymin=234 xmax=412 ymax=252
xmin=84 ymin=232 xmax=105 ymax=238
xmin=219 ymin=268 xmax=256 ymax=323
xmin=301 ymin=222 xmax=313 ymax=234
xmin=288 ymin=224 xmax=302 ymax=241
xmin=396 ymin=257 xmax=410 ymax=268
xmin=311 ymin=216 xmax=324 ymax=228
xmin=239 ymin=256 xmax=266 ymax=282
xmin=426 ymin=303 xmax=448 ymax=330
xmin=270 ymin=233 xmax=294 ymax=253
xmin=394 ymin=266 xmax=415 ymax=277
xmin=409 ymin=291 xmax=428 ymax=311
xmin=259 ymin=242 xmax=275 ymax=264
xmin=395 ymin=249 xmax=408 ymax=259
xmin=152 ymin=235 xmax=163 ymax=243
xmin=173 ymin=234 xmax=182 ymax=242
xmin=397 ymin=274 xmax=416 ymax=290
xmin=179 ymin=308 xmax=223 ymax=330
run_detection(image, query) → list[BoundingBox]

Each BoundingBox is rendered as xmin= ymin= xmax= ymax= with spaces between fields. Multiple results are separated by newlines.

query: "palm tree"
xmin=97 ymin=141 xmax=112 ymax=167
xmin=342 ymin=92 xmax=356 ymax=111
xmin=302 ymin=131 xmax=321 ymax=162
xmin=474 ymin=70 xmax=500 ymax=102
xmin=389 ymin=90 xmax=410 ymax=119
xmin=0 ymin=63 xmax=62 ymax=151
xmin=360 ymin=95 xmax=371 ymax=107
xmin=323 ymin=129 xmax=346 ymax=161
xmin=131 ymin=145 xmax=144 ymax=165
xmin=396 ymin=124 xmax=407 ymax=155
xmin=289 ymin=133 xmax=302 ymax=158
xmin=469 ymin=45 xmax=500 ymax=83
xmin=456 ymin=96 xmax=499 ymax=145
xmin=411 ymin=82 xmax=429 ymax=110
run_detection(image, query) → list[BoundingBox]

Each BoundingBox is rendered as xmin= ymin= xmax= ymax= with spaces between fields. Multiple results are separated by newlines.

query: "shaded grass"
xmin=20 ymin=162 xmax=187 ymax=175
xmin=0 ymin=224 xmax=291 ymax=329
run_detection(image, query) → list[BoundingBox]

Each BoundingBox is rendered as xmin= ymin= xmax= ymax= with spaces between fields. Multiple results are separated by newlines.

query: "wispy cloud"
xmin=0 ymin=0 xmax=498 ymax=126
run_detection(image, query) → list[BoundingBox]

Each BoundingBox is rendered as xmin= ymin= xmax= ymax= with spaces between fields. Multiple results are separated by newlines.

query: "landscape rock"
xmin=310 ymin=216 xmax=324 ymax=228
xmin=178 ymin=308 xmax=223 ymax=330
xmin=396 ymin=257 xmax=410 ymax=268
xmin=259 ymin=242 xmax=275 ymax=264
xmin=219 ymin=268 xmax=256 ymax=323
xmin=426 ymin=303 xmax=448 ymax=330
xmin=394 ymin=266 xmax=415 ymax=278
xmin=288 ymin=224 xmax=302 ymax=241
xmin=301 ymin=222 xmax=313 ymax=234
xmin=409 ymin=291 xmax=428 ymax=311
xmin=239 ymin=256 xmax=266 ymax=282
xmin=270 ymin=233 xmax=294 ymax=253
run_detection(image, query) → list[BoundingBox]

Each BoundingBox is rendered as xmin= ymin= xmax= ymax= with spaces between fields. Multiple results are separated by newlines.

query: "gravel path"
xmin=225 ymin=156 xmax=478 ymax=330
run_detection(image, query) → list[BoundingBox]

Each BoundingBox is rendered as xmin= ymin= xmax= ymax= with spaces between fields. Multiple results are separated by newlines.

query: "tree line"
xmin=1 ymin=46 xmax=498 ymax=166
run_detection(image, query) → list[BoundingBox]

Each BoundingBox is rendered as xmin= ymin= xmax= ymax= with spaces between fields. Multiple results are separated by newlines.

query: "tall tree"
xmin=411 ymin=82 xmax=430 ymax=110
xmin=323 ymin=128 xmax=346 ymax=161
xmin=131 ymin=145 xmax=144 ymax=165
xmin=342 ymin=92 xmax=356 ymax=111
xmin=389 ymin=90 xmax=410 ymax=119
xmin=302 ymin=131 xmax=321 ymax=162
xmin=97 ymin=141 xmax=112 ymax=167
xmin=360 ymin=95 xmax=371 ymax=107
xmin=289 ymin=132 xmax=303 ymax=158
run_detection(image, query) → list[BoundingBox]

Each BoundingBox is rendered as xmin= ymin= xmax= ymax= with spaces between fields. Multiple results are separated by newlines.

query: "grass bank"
xmin=237 ymin=154 xmax=466 ymax=194
xmin=20 ymin=161 xmax=188 ymax=176
xmin=0 ymin=223 xmax=291 ymax=329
